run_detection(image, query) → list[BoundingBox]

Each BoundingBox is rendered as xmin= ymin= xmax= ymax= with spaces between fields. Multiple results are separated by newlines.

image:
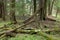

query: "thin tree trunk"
xmin=10 ymin=0 xmax=17 ymax=24
xmin=33 ymin=0 xmax=36 ymax=13
xmin=0 ymin=3 xmax=2 ymax=18
xmin=2 ymin=0 xmax=6 ymax=21
xmin=56 ymin=8 xmax=59 ymax=18
xmin=48 ymin=0 xmax=55 ymax=15
xmin=0 ymin=0 xmax=6 ymax=21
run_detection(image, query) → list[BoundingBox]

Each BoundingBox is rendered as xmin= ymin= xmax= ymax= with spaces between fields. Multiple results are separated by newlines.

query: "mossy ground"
xmin=2 ymin=34 xmax=47 ymax=40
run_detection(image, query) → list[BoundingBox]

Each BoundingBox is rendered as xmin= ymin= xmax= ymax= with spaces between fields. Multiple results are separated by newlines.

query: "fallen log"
xmin=0 ymin=12 xmax=35 ymax=30
xmin=14 ymin=29 xmax=60 ymax=40
xmin=0 ymin=34 xmax=6 ymax=39
xmin=0 ymin=20 xmax=35 ymax=36
xmin=16 ymin=28 xmax=60 ymax=34
xmin=0 ymin=19 xmax=60 ymax=37
xmin=23 ymin=8 xmax=40 ymax=24
xmin=0 ymin=20 xmax=60 ymax=36
xmin=0 ymin=28 xmax=60 ymax=40
xmin=0 ymin=8 xmax=59 ymax=40
xmin=46 ymin=16 xmax=56 ymax=21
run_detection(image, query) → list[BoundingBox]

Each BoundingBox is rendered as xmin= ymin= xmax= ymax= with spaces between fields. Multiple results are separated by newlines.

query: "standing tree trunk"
xmin=33 ymin=0 xmax=47 ymax=29
xmin=33 ymin=0 xmax=39 ymax=28
xmin=39 ymin=0 xmax=47 ymax=20
xmin=35 ymin=0 xmax=48 ymax=29
xmin=48 ymin=0 xmax=55 ymax=15
xmin=56 ymin=7 xmax=59 ymax=18
xmin=33 ymin=0 xmax=36 ymax=13
xmin=2 ymin=0 xmax=6 ymax=21
xmin=0 ymin=0 xmax=6 ymax=21
xmin=10 ymin=0 xmax=17 ymax=24
xmin=0 ymin=1 xmax=2 ymax=18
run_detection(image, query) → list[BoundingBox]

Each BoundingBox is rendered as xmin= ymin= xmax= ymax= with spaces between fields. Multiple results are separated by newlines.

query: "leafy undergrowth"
xmin=0 ymin=21 xmax=11 ymax=27
xmin=0 ymin=32 xmax=60 ymax=40
xmin=0 ymin=21 xmax=60 ymax=40
xmin=9 ymin=34 xmax=47 ymax=40
xmin=1 ymin=34 xmax=47 ymax=40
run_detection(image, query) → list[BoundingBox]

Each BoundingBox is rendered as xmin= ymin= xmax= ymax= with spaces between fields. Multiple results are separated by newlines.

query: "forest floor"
xmin=0 ymin=15 xmax=60 ymax=40
xmin=1 ymin=34 xmax=47 ymax=40
xmin=0 ymin=20 xmax=60 ymax=40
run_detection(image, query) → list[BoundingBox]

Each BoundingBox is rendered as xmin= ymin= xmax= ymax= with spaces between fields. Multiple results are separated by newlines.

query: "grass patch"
xmin=7 ymin=34 xmax=47 ymax=40
xmin=0 ymin=21 xmax=11 ymax=27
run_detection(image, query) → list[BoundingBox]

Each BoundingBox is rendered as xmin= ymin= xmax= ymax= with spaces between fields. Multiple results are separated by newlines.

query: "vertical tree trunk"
xmin=2 ymin=0 xmax=6 ymax=21
xmin=33 ymin=0 xmax=39 ymax=28
xmin=33 ymin=0 xmax=36 ymax=13
xmin=48 ymin=0 xmax=55 ymax=15
xmin=39 ymin=0 xmax=47 ymax=20
xmin=0 ymin=2 xmax=2 ymax=18
xmin=56 ymin=7 xmax=59 ymax=18
xmin=35 ymin=0 xmax=47 ymax=29
xmin=48 ymin=0 xmax=51 ymax=15
xmin=0 ymin=0 xmax=6 ymax=21
xmin=10 ymin=0 xmax=17 ymax=24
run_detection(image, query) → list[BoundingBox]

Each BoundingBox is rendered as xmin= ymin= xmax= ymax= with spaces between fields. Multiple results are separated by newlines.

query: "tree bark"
xmin=10 ymin=0 xmax=17 ymax=24
xmin=0 ymin=0 xmax=6 ymax=21
xmin=2 ymin=0 xmax=6 ymax=21
xmin=48 ymin=0 xmax=55 ymax=15
xmin=39 ymin=0 xmax=47 ymax=20
xmin=56 ymin=7 xmax=59 ymax=18
xmin=0 ymin=3 xmax=2 ymax=18
xmin=33 ymin=0 xmax=36 ymax=13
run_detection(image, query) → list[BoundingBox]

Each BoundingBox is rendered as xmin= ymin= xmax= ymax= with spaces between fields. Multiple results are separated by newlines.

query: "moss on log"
xmin=16 ymin=29 xmax=59 ymax=40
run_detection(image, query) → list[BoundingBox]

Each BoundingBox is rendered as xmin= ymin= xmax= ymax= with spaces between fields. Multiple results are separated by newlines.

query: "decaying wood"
xmin=15 ymin=29 xmax=59 ymax=40
xmin=0 ymin=8 xmax=58 ymax=40
xmin=0 ymin=8 xmax=39 ymax=30
xmin=46 ymin=16 xmax=56 ymax=21
xmin=23 ymin=8 xmax=40 ymax=24
xmin=0 ymin=28 xmax=60 ymax=36
xmin=15 ymin=29 xmax=60 ymax=40
xmin=15 ymin=29 xmax=60 ymax=34
xmin=0 ymin=19 xmax=35 ymax=37
xmin=0 ymin=34 xmax=6 ymax=39
xmin=0 ymin=29 xmax=60 ymax=40
xmin=0 ymin=18 xmax=59 ymax=37
xmin=0 ymin=26 xmax=60 ymax=36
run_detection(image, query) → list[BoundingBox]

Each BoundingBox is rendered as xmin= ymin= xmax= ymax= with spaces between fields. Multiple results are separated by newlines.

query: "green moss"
xmin=8 ymin=34 xmax=47 ymax=40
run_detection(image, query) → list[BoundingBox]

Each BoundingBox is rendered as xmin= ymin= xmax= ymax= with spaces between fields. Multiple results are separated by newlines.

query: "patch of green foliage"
xmin=0 ymin=21 xmax=11 ymax=27
xmin=5 ymin=34 xmax=47 ymax=40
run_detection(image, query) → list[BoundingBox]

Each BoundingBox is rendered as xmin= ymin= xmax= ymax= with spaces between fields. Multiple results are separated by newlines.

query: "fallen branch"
xmin=0 ymin=34 xmax=6 ymax=39
xmin=0 ymin=28 xmax=60 ymax=39
xmin=23 ymin=8 xmax=40 ymax=24
xmin=15 ymin=29 xmax=60 ymax=40
xmin=0 ymin=11 xmax=35 ymax=30
xmin=0 ymin=8 xmax=59 ymax=40
xmin=0 ymin=19 xmax=35 ymax=37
